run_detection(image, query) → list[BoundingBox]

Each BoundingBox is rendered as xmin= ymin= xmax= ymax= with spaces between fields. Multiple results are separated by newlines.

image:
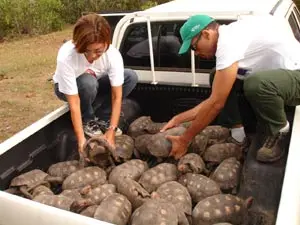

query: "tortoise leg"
xmin=20 ymin=186 xmax=33 ymax=199
xmin=133 ymin=148 xmax=141 ymax=159
xmin=108 ymin=155 xmax=116 ymax=167
xmin=79 ymin=185 xmax=92 ymax=195
xmin=44 ymin=175 xmax=64 ymax=185
xmin=232 ymin=186 xmax=238 ymax=195
xmin=70 ymin=199 xmax=94 ymax=213
xmin=202 ymin=167 xmax=211 ymax=176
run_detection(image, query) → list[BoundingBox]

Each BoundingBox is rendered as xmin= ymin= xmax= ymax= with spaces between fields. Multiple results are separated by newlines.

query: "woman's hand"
xmin=78 ymin=137 xmax=87 ymax=154
xmin=103 ymin=129 xmax=116 ymax=148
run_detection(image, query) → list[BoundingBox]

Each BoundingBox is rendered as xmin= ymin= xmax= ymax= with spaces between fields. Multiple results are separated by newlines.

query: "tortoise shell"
xmin=62 ymin=166 xmax=107 ymax=190
xmin=130 ymin=199 xmax=178 ymax=225
xmin=203 ymin=143 xmax=242 ymax=164
xmin=138 ymin=163 xmax=178 ymax=193
xmin=109 ymin=159 xmax=148 ymax=186
xmin=177 ymin=153 xmax=207 ymax=174
xmin=147 ymin=127 xmax=186 ymax=158
xmin=210 ymin=157 xmax=241 ymax=192
xmin=178 ymin=173 xmax=221 ymax=204
xmin=192 ymin=194 xmax=252 ymax=225
xmin=94 ymin=193 xmax=132 ymax=225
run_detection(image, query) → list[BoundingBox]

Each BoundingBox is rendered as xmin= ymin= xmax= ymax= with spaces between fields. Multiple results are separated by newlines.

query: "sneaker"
xmin=83 ymin=119 xmax=104 ymax=137
xmin=227 ymin=135 xmax=251 ymax=149
xmin=114 ymin=127 xmax=123 ymax=136
xmin=94 ymin=118 xmax=123 ymax=136
xmin=256 ymin=132 xmax=286 ymax=162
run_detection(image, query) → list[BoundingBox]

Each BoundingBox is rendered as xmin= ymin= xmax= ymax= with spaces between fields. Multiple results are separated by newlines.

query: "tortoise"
xmin=130 ymin=199 xmax=179 ymax=225
xmin=178 ymin=173 xmax=221 ymax=204
xmin=115 ymin=134 xmax=135 ymax=162
xmin=212 ymin=223 xmax=233 ymax=225
xmin=9 ymin=169 xmax=50 ymax=199
xmin=109 ymin=159 xmax=148 ymax=186
xmin=80 ymin=205 xmax=98 ymax=218
xmin=31 ymin=185 xmax=54 ymax=198
xmin=82 ymin=136 xmax=118 ymax=167
xmin=59 ymin=189 xmax=83 ymax=201
xmin=94 ymin=193 xmax=132 ymax=225
xmin=62 ymin=166 xmax=107 ymax=190
xmin=127 ymin=116 xmax=153 ymax=137
xmin=80 ymin=183 xmax=116 ymax=205
xmin=203 ymin=143 xmax=242 ymax=166
xmin=143 ymin=121 xmax=167 ymax=134
xmin=192 ymin=194 xmax=253 ymax=225
xmin=138 ymin=163 xmax=178 ymax=193
xmin=134 ymin=134 xmax=152 ymax=156
xmin=116 ymin=177 xmax=151 ymax=210
xmin=151 ymin=181 xmax=192 ymax=224
xmin=47 ymin=160 xmax=82 ymax=181
xmin=189 ymin=134 xmax=209 ymax=156
xmin=128 ymin=116 xmax=170 ymax=138
xmin=147 ymin=126 xmax=186 ymax=158
xmin=33 ymin=194 xmax=93 ymax=213
xmin=177 ymin=153 xmax=208 ymax=174
xmin=210 ymin=157 xmax=241 ymax=193
xmin=4 ymin=187 xmax=24 ymax=197
xmin=200 ymin=125 xmax=230 ymax=145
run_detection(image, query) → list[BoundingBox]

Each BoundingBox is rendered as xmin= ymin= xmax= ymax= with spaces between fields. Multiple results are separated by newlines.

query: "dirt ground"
xmin=0 ymin=26 xmax=73 ymax=143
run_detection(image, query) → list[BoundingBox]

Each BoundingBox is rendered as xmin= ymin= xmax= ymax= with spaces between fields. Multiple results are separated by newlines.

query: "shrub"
xmin=0 ymin=0 xmax=170 ymax=39
xmin=0 ymin=0 xmax=63 ymax=37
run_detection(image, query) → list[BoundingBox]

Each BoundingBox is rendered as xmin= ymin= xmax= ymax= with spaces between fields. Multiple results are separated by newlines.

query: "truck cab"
xmin=1 ymin=0 xmax=300 ymax=224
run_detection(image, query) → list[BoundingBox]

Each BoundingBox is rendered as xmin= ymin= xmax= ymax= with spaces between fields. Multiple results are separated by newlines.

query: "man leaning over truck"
xmin=161 ymin=14 xmax=300 ymax=162
xmin=53 ymin=14 xmax=138 ymax=154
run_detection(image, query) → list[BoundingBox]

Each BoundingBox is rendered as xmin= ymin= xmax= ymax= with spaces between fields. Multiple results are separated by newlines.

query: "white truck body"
xmin=1 ymin=0 xmax=300 ymax=224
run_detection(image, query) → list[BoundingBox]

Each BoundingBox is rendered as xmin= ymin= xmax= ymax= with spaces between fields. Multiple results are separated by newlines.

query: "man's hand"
xmin=166 ymin=135 xmax=189 ymax=160
xmin=160 ymin=116 xmax=180 ymax=132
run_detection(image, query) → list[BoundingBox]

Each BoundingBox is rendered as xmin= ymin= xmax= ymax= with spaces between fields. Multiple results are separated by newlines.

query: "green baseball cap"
xmin=179 ymin=14 xmax=215 ymax=54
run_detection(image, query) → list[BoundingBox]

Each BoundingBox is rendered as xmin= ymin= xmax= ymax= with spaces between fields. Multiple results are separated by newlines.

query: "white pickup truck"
xmin=1 ymin=0 xmax=300 ymax=224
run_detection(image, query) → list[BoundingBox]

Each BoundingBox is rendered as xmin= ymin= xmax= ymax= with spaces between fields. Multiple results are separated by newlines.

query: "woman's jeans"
xmin=54 ymin=68 xmax=138 ymax=124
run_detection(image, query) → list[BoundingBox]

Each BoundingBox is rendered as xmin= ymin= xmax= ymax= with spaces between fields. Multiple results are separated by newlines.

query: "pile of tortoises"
xmin=4 ymin=116 xmax=253 ymax=225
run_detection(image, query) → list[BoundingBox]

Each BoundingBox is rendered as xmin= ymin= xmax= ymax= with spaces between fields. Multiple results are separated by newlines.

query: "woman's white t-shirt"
xmin=53 ymin=41 xmax=124 ymax=95
xmin=216 ymin=15 xmax=300 ymax=79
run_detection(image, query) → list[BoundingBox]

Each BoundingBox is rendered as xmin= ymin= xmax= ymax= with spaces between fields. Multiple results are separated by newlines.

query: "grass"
xmin=0 ymin=26 xmax=73 ymax=143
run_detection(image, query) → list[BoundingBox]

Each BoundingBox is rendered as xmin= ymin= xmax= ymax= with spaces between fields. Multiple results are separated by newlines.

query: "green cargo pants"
xmin=210 ymin=69 xmax=300 ymax=135
xmin=209 ymin=68 xmax=243 ymax=128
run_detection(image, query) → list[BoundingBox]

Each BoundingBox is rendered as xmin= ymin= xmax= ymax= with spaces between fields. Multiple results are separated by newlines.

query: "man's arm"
xmin=181 ymin=62 xmax=239 ymax=143
xmin=160 ymin=98 xmax=204 ymax=132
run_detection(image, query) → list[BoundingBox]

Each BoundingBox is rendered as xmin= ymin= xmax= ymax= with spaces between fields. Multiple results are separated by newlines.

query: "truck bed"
xmin=0 ymin=83 xmax=298 ymax=225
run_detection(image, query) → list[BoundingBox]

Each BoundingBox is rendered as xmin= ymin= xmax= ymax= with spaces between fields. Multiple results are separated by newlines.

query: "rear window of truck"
xmin=119 ymin=20 xmax=234 ymax=72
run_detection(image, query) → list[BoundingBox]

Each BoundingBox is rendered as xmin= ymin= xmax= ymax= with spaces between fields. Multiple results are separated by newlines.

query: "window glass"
xmin=120 ymin=20 xmax=234 ymax=71
xmin=288 ymin=11 xmax=300 ymax=42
